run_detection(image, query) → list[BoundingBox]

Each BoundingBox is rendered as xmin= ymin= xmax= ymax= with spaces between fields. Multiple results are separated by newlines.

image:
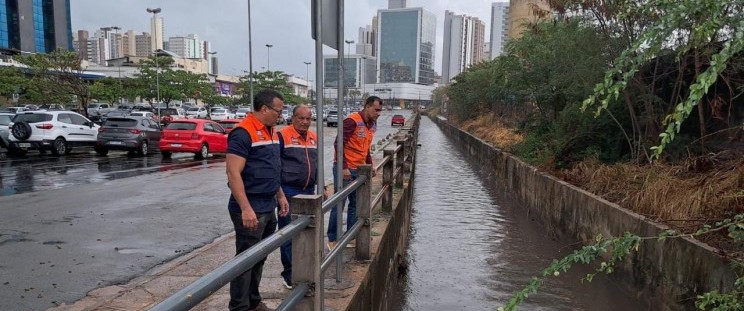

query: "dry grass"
xmin=458 ymin=114 xmax=523 ymax=151
xmin=559 ymin=157 xmax=744 ymax=223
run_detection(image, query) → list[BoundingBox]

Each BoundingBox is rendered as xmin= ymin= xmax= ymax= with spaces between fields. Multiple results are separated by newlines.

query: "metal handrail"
xmin=374 ymin=154 xmax=391 ymax=172
xmin=371 ymin=184 xmax=389 ymax=210
xmin=321 ymin=175 xmax=367 ymax=214
xmin=149 ymin=216 xmax=312 ymax=311
xmin=275 ymin=283 xmax=310 ymax=311
xmin=321 ymin=220 xmax=364 ymax=272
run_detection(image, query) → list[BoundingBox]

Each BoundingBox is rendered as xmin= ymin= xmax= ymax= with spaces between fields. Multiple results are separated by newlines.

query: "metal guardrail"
xmin=150 ymin=114 xmax=420 ymax=311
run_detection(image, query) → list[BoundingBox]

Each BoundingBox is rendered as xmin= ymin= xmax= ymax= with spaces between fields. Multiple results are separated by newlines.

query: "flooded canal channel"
xmin=396 ymin=117 xmax=645 ymax=310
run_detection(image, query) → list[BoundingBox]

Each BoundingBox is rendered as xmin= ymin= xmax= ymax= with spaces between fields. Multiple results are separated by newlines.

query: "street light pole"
xmin=111 ymin=26 xmax=122 ymax=105
xmin=344 ymin=40 xmax=354 ymax=103
xmin=265 ymin=44 xmax=273 ymax=71
xmin=247 ymin=0 xmax=254 ymax=105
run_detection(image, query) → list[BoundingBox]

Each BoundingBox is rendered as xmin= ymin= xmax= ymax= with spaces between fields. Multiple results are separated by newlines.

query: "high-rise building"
xmin=74 ymin=30 xmax=90 ymax=60
xmin=135 ymin=32 xmax=152 ymax=57
xmin=356 ymin=25 xmax=376 ymax=57
xmin=490 ymin=2 xmax=510 ymax=58
xmin=323 ymin=54 xmax=376 ymax=89
xmin=150 ymin=13 xmax=163 ymax=51
xmin=0 ymin=0 xmax=73 ymax=53
xmin=167 ymin=34 xmax=203 ymax=59
xmin=388 ymin=0 xmax=407 ymax=9
xmin=122 ymin=30 xmax=136 ymax=57
xmin=508 ymin=0 xmax=550 ymax=39
xmin=377 ymin=7 xmax=436 ymax=85
xmin=441 ymin=11 xmax=485 ymax=83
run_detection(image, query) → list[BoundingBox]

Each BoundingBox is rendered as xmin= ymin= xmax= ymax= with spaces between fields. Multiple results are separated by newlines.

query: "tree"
xmin=237 ymin=70 xmax=304 ymax=105
xmin=18 ymin=49 xmax=95 ymax=115
xmin=0 ymin=66 xmax=28 ymax=106
xmin=90 ymin=77 xmax=123 ymax=105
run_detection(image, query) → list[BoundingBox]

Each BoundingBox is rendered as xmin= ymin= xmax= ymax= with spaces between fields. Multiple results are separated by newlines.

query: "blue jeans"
xmin=277 ymin=185 xmax=315 ymax=283
xmin=327 ymin=166 xmax=358 ymax=242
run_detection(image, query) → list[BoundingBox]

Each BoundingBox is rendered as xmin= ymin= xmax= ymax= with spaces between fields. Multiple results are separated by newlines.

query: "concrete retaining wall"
xmin=432 ymin=116 xmax=739 ymax=310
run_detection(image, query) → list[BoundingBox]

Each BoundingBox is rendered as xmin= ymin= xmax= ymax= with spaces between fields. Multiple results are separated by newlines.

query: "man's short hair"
xmin=365 ymin=96 xmax=382 ymax=108
xmin=253 ymin=89 xmax=284 ymax=112
xmin=292 ymin=104 xmax=308 ymax=116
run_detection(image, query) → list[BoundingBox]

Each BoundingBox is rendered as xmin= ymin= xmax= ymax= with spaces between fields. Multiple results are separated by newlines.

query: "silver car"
xmin=0 ymin=112 xmax=13 ymax=158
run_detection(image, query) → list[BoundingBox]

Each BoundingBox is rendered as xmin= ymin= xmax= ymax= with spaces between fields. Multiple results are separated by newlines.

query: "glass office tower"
xmin=377 ymin=7 xmax=436 ymax=85
xmin=0 ymin=0 xmax=72 ymax=53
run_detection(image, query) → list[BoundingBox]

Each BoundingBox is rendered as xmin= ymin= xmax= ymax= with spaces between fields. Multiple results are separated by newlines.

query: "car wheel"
xmin=161 ymin=151 xmax=172 ymax=159
xmin=51 ymin=137 xmax=67 ymax=156
xmin=195 ymin=143 xmax=208 ymax=159
xmin=11 ymin=122 xmax=32 ymax=140
xmin=94 ymin=146 xmax=108 ymax=156
xmin=138 ymin=141 xmax=149 ymax=156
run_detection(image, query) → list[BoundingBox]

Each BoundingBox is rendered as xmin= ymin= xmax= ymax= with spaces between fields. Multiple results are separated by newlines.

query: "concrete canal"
xmin=396 ymin=117 xmax=645 ymax=310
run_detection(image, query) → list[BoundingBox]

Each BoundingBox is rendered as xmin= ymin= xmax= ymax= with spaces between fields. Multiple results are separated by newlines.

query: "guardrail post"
xmin=355 ymin=165 xmax=372 ymax=260
xmin=403 ymin=136 xmax=412 ymax=174
xmin=382 ymin=149 xmax=394 ymax=212
xmin=395 ymin=139 xmax=405 ymax=187
xmin=291 ymin=194 xmax=323 ymax=311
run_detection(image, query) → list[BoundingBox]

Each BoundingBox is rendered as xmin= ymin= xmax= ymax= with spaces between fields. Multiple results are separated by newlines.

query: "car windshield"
xmin=88 ymin=104 xmax=99 ymax=109
xmin=393 ymin=115 xmax=403 ymax=118
xmin=187 ymin=107 xmax=200 ymax=111
xmin=159 ymin=108 xmax=179 ymax=116
xmin=106 ymin=111 xmax=128 ymax=116
xmin=0 ymin=114 xmax=12 ymax=125
xmin=14 ymin=113 xmax=53 ymax=123
xmin=237 ymin=108 xmax=250 ymax=112
xmin=211 ymin=108 xmax=225 ymax=113
xmin=166 ymin=122 xmax=197 ymax=130
xmin=104 ymin=118 xmax=138 ymax=127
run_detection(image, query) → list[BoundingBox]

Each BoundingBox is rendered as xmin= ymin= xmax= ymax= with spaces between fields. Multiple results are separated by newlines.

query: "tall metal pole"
xmin=111 ymin=26 xmax=122 ymax=105
xmin=312 ymin=0 xmax=325 ymax=305
xmin=304 ymin=61 xmax=311 ymax=102
xmin=265 ymin=44 xmax=273 ymax=71
xmin=247 ymin=0 xmax=254 ymax=105
xmin=334 ymin=0 xmax=345 ymax=283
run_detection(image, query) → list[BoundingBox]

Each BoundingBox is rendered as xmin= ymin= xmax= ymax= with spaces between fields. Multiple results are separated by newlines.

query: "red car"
xmin=159 ymin=119 xmax=228 ymax=159
xmin=218 ymin=119 xmax=241 ymax=134
xmin=391 ymin=114 xmax=405 ymax=126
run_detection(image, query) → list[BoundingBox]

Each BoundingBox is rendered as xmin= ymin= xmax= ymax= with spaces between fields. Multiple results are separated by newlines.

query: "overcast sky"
xmin=71 ymin=0 xmax=506 ymax=79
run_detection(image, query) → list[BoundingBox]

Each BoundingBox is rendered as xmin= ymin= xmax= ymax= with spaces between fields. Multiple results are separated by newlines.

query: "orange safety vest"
xmin=277 ymin=126 xmax=318 ymax=189
xmin=232 ymin=113 xmax=281 ymax=196
xmin=340 ymin=112 xmax=376 ymax=169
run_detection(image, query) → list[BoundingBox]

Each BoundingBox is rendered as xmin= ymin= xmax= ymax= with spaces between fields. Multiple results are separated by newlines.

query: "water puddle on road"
xmin=396 ymin=118 xmax=645 ymax=311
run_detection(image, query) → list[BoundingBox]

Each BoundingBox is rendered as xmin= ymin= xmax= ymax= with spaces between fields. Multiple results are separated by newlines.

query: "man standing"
xmin=327 ymin=96 xmax=383 ymax=249
xmin=276 ymin=104 xmax=318 ymax=289
xmin=226 ymin=89 xmax=289 ymax=311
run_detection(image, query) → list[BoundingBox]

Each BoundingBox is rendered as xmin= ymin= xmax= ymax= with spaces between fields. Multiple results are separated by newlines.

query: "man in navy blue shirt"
xmin=226 ymin=89 xmax=289 ymax=311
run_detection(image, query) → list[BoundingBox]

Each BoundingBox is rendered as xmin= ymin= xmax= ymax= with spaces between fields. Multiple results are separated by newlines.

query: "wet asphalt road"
xmin=0 ymin=110 xmax=411 ymax=311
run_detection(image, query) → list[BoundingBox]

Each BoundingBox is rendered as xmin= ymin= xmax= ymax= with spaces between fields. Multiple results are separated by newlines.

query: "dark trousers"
xmin=229 ymin=211 xmax=277 ymax=311
xmin=278 ymin=185 xmax=315 ymax=283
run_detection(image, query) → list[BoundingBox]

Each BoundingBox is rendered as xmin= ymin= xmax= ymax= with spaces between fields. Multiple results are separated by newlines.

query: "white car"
xmin=186 ymin=107 xmax=208 ymax=119
xmin=8 ymin=111 xmax=100 ymax=156
xmin=235 ymin=107 xmax=251 ymax=119
xmin=210 ymin=108 xmax=234 ymax=121
xmin=129 ymin=111 xmax=155 ymax=120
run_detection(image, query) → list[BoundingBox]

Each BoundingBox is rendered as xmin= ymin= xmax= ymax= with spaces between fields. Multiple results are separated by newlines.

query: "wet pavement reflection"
xmin=397 ymin=118 xmax=645 ymax=310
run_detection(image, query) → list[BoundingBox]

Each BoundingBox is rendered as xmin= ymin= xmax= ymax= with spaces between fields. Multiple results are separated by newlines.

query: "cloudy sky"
xmin=71 ymin=0 xmax=506 ymax=79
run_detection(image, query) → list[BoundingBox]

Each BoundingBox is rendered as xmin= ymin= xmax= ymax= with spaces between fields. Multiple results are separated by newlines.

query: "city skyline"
xmin=70 ymin=0 xmax=506 ymax=79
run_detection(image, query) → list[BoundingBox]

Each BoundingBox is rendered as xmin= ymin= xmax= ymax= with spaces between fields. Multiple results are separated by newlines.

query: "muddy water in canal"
xmin=396 ymin=118 xmax=645 ymax=311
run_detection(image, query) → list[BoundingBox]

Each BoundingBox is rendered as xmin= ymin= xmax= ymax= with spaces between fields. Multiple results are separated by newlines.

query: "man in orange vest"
xmin=276 ymin=104 xmax=317 ymax=289
xmin=226 ymin=89 xmax=289 ymax=311
xmin=327 ymin=96 xmax=383 ymax=249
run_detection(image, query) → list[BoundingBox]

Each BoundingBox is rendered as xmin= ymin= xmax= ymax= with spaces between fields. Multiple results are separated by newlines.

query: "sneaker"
xmin=248 ymin=302 xmax=274 ymax=311
xmin=282 ymin=277 xmax=293 ymax=289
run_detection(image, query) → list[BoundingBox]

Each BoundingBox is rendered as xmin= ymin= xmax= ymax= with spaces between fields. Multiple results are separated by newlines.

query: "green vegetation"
xmin=236 ymin=70 xmax=308 ymax=106
xmin=437 ymin=0 xmax=744 ymax=309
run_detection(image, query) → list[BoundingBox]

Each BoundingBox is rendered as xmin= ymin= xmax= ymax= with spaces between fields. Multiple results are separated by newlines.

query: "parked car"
xmin=87 ymin=103 xmax=114 ymax=116
xmin=326 ymin=110 xmax=339 ymax=127
xmin=8 ymin=110 xmax=99 ymax=156
xmin=95 ymin=116 xmax=161 ymax=156
xmin=129 ymin=111 xmax=155 ymax=120
xmin=185 ymin=106 xmax=208 ymax=119
xmin=235 ymin=107 xmax=252 ymax=118
xmin=217 ymin=119 xmax=241 ymax=134
xmin=0 ymin=106 xmax=27 ymax=114
xmin=282 ymin=108 xmax=292 ymax=125
xmin=157 ymin=108 xmax=186 ymax=125
xmin=159 ymin=119 xmax=228 ymax=159
xmin=38 ymin=104 xmax=66 ymax=111
xmin=210 ymin=108 xmax=234 ymax=121
xmin=391 ymin=114 xmax=405 ymax=126
xmin=0 ymin=112 xmax=13 ymax=158
xmin=97 ymin=110 xmax=130 ymax=125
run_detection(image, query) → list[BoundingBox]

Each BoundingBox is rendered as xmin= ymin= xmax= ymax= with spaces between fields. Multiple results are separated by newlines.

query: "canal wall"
xmin=431 ymin=116 xmax=739 ymax=310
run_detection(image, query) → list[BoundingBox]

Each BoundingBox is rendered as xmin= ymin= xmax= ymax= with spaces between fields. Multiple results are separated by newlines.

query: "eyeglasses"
xmin=374 ymin=108 xmax=382 ymax=112
xmin=266 ymin=105 xmax=283 ymax=114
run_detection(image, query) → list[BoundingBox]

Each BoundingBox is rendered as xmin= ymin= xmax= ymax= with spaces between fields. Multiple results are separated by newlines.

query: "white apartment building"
xmin=490 ymin=2 xmax=510 ymax=58
xmin=441 ymin=10 xmax=486 ymax=83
